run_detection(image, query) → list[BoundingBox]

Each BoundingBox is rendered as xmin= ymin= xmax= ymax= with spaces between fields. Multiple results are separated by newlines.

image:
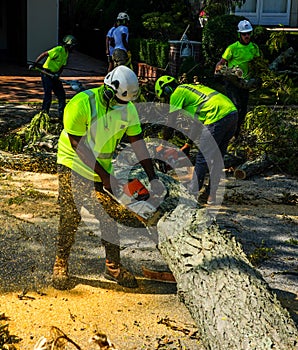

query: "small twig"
xmin=52 ymin=335 xmax=82 ymax=350
xmin=17 ymin=289 xmax=35 ymax=300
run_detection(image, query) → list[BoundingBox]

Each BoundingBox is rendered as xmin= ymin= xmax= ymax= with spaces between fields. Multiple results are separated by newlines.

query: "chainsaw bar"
xmin=103 ymin=185 xmax=160 ymax=224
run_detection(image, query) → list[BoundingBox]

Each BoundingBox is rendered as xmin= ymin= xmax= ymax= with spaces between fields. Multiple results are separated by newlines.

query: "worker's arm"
xmin=128 ymin=134 xmax=157 ymax=181
xmin=29 ymin=51 xmax=49 ymax=70
xmin=34 ymin=51 xmax=49 ymax=64
xmin=215 ymin=58 xmax=228 ymax=73
xmin=105 ymin=36 xmax=110 ymax=56
xmin=129 ymin=134 xmax=166 ymax=197
xmin=155 ymin=112 xmax=176 ymax=154
xmin=157 ymin=111 xmax=193 ymax=156
xmin=68 ymin=134 xmax=117 ymax=190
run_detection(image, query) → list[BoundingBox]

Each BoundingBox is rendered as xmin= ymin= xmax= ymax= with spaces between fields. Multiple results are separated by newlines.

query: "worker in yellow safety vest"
xmin=155 ymin=75 xmax=238 ymax=205
xmin=53 ymin=65 xmax=162 ymax=290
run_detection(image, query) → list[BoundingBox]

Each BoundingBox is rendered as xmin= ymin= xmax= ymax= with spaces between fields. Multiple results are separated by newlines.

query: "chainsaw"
xmin=155 ymin=146 xmax=190 ymax=174
xmin=103 ymin=178 xmax=166 ymax=224
xmin=28 ymin=64 xmax=85 ymax=92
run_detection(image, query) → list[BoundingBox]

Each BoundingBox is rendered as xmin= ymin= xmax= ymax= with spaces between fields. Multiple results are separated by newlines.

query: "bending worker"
xmin=30 ymin=35 xmax=77 ymax=120
xmin=53 ymin=65 xmax=162 ymax=290
xmin=155 ymin=75 xmax=238 ymax=205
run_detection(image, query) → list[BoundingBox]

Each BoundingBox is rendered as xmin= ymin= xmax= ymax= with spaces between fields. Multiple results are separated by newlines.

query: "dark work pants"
xmin=189 ymin=111 xmax=238 ymax=197
xmin=112 ymin=48 xmax=129 ymax=67
xmin=225 ymin=81 xmax=249 ymax=138
xmin=57 ymin=165 xmax=120 ymax=262
xmin=41 ymin=73 xmax=66 ymax=119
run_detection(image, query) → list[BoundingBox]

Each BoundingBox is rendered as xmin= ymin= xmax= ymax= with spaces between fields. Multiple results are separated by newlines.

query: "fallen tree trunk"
xmin=157 ymin=204 xmax=298 ymax=349
xmin=234 ymin=154 xmax=272 ymax=180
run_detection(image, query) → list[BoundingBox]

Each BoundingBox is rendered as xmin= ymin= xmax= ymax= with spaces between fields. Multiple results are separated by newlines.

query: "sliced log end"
xmin=234 ymin=168 xmax=246 ymax=180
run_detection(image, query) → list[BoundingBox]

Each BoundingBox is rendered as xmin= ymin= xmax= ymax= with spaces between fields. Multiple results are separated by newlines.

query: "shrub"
xmin=202 ymin=14 xmax=243 ymax=70
xmin=243 ymin=106 xmax=298 ymax=175
xmin=137 ymin=39 xmax=169 ymax=68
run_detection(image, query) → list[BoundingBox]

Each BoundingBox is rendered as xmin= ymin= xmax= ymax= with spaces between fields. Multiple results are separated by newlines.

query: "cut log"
xmin=0 ymin=150 xmax=57 ymax=174
xmin=234 ymin=154 xmax=272 ymax=180
xmin=224 ymin=152 xmax=245 ymax=169
xmin=157 ymin=203 xmax=298 ymax=349
xmin=269 ymin=47 xmax=295 ymax=71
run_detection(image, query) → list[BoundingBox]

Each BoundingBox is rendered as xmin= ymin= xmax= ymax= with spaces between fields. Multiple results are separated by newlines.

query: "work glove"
xmin=28 ymin=63 xmax=36 ymax=70
xmin=149 ymin=177 xmax=167 ymax=207
xmin=102 ymin=174 xmax=120 ymax=195
xmin=52 ymin=73 xmax=60 ymax=80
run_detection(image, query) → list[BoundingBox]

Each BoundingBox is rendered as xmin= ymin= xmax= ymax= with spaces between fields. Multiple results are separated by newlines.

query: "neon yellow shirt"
xmin=43 ymin=46 xmax=68 ymax=73
xmin=169 ymin=84 xmax=237 ymax=125
xmin=57 ymin=86 xmax=142 ymax=181
xmin=222 ymin=41 xmax=260 ymax=79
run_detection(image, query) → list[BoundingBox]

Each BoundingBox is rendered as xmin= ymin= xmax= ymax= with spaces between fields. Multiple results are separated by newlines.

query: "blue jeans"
xmin=225 ymin=82 xmax=249 ymax=138
xmin=41 ymin=73 xmax=66 ymax=118
xmin=189 ymin=111 xmax=238 ymax=197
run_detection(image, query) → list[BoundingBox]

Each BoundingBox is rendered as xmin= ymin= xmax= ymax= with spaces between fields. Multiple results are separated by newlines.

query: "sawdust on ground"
xmin=0 ymin=167 xmax=297 ymax=349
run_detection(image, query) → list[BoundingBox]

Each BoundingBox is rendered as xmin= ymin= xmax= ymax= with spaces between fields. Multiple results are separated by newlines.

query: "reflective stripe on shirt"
xmin=181 ymin=85 xmax=219 ymax=116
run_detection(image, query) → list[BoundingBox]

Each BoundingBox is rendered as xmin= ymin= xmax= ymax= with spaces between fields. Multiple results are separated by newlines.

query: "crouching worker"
xmin=155 ymin=75 xmax=238 ymax=205
xmin=53 ymin=65 xmax=162 ymax=290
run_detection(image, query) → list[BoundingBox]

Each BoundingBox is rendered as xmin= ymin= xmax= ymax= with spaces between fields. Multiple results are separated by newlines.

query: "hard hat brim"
xmin=238 ymin=29 xmax=253 ymax=33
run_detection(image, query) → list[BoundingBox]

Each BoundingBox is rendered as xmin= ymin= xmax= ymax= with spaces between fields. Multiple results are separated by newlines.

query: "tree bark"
xmin=269 ymin=47 xmax=295 ymax=71
xmin=234 ymin=154 xmax=272 ymax=180
xmin=157 ymin=204 xmax=298 ymax=349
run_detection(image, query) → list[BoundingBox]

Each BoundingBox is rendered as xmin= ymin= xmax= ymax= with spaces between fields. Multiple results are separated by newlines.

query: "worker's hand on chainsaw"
xmin=102 ymin=174 xmax=120 ymax=196
xmin=149 ymin=178 xmax=167 ymax=205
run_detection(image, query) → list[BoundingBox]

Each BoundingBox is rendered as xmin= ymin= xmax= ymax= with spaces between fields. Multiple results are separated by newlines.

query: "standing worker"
xmin=155 ymin=76 xmax=238 ymax=205
xmin=29 ymin=35 xmax=77 ymax=120
xmin=53 ymin=65 xmax=162 ymax=290
xmin=106 ymin=22 xmax=117 ymax=73
xmin=215 ymin=19 xmax=260 ymax=138
xmin=112 ymin=12 xmax=132 ymax=69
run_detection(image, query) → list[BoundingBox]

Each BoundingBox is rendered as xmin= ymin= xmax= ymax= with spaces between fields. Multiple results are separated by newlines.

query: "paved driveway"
xmin=0 ymin=50 xmax=107 ymax=103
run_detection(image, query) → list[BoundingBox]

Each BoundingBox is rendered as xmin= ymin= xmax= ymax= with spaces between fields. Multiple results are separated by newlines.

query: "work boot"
xmin=104 ymin=260 xmax=138 ymax=288
xmin=52 ymin=256 xmax=70 ymax=290
xmin=197 ymin=185 xmax=210 ymax=204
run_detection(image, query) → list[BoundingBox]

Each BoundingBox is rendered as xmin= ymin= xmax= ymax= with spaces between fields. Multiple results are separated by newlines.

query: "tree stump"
xmin=157 ymin=204 xmax=298 ymax=349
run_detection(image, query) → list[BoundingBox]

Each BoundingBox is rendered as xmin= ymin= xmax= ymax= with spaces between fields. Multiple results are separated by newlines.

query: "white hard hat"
xmin=104 ymin=65 xmax=139 ymax=102
xmin=237 ymin=20 xmax=253 ymax=33
xmin=117 ymin=12 xmax=130 ymax=21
